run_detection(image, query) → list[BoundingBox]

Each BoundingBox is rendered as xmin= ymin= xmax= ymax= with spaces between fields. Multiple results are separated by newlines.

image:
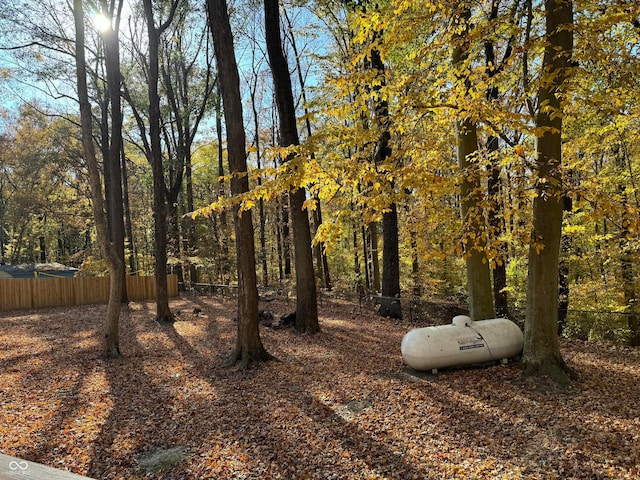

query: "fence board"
xmin=0 ymin=275 xmax=178 ymax=311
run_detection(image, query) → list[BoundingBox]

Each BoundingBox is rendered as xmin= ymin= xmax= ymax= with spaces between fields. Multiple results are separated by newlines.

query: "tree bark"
xmin=558 ymin=234 xmax=571 ymax=335
xmin=121 ymin=144 xmax=137 ymax=275
xmin=453 ymin=5 xmax=495 ymax=321
xmin=484 ymin=0 xmax=517 ymax=319
xmin=215 ymin=88 xmax=230 ymax=281
xmin=206 ymin=0 xmax=270 ymax=367
xmin=249 ymin=59 xmax=269 ymax=287
xmin=142 ymin=0 xmax=178 ymax=324
xmin=380 ymin=205 xmax=402 ymax=318
xmin=280 ymin=195 xmax=291 ymax=277
xmin=523 ymin=0 xmax=574 ymax=383
xmin=39 ymin=236 xmax=46 ymax=263
xmin=276 ymin=195 xmax=284 ymax=282
xmin=264 ymin=0 xmax=319 ymax=333
xmin=101 ymin=0 xmax=128 ymax=304
xmin=369 ymin=44 xmax=401 ymax=319
xmin=73 ymin=0 xmax=123 ymax=358
xmin=353 ymin=223 xmax=362 ymax=292
xmin=487 ymin=136 xmax=509 ymax=317
xmin=367 ymin=222 xmax=380 ymax=291
xmin=457 ymin=118 xmax=495 ymax=320
xmin=160 ymin=19 xmax=214 ymax=286
xmin=622 ymin=244 xmax=639 ymax=346
xmin=283 ymin=7 xmax=331 ymax=291
xmin=362 ymin=224 xmax=369 ymax=290
xmin=615 ymin=147 xmax=640 ymax=346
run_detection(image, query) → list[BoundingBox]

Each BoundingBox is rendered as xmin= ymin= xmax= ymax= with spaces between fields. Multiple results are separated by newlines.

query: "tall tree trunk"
xmin=380 ymin=205 xmax=402 ymax=318
xmin=121 ymin=145 xmax=137 ymax=275
xmin=369 ymin=45 xmax=401 ymax=319
xmin=249 ymin=61 xmax=269 ymax=287
xmin=281 ymin=193 xmax=292 ymax=277
xmin=160 ymin=22 xmax=214 ymax=286
xmin=457 ymin=117 xmax=495 ymax=321
xmin=276 ymin=196 xmax=284 ymax=282
xmin=313 ymin=206 xmax=332 ymax=290
xmin=73 ymin=0 xmax=123 ymax=358
xmin=258 ymin=196 xmax=268 ymax=286
xmin=283 ymin=8 xmax=331 ymax=291
xmin=487 ymin=134 xmax=508 ymax=317
xmin=485 ymin=0 xmax=516 ymax=320
xmin=142 ymin=0 xmax=178 ymax=324
xmin=215 ymin=88 xmax=230 ymax=281
xmin=100 ymin=93 xmax=111 ymax=235
xmin=615 ymin=147 xmax=640 ymax=346
xmin=39 ymin=236 xmax=46 ymax=263
xmin=264 ymin=0 xmax=319 ymax=334
xmin=367 ymin=222 xmax=380 ymax=291
xmin=207 ymin=0 xmax=270 ymax=367
xmin=523 ymin=0 xmax=574 ymax=383
xmin=621 ymin=242 xmax=639 ymax=346
xmin=362 ymin=224 xmax=370 ymax=290
xmin=102 ymin=0 xmax=128 ymax=304
xmin=453 ymin=6 xmax=495 ymax=321
xmin=558 ymin=233 xmax=571 ymax=335
xmin=166 ymin=199 xmax=182 ymax=282
xmin=353 ymin=224 xmax=362 ymax=292
xmin=404 ymin=199 xmax=421 ymax=297
xmin=185 ymin=148 xmax=198 ymax=283
xmin=558 ymin=184 xmax=573 ymax=335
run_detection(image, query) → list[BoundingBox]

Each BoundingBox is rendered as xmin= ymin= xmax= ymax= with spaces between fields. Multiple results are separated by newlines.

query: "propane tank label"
xmin=458 ymin=335 xmax=485 ymax=350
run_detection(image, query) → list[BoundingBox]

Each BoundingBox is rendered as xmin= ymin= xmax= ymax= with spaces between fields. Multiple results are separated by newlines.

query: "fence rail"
xmin=0 ymin=275 xmax=178 ymax=311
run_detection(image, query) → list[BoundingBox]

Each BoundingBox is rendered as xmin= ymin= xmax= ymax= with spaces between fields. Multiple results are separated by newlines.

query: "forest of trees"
xmin=0 ymin=0 xmax=638 ymax=378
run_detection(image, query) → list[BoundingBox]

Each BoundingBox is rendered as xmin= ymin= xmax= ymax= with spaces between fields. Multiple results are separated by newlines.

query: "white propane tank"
xmin=401 ymin=316 xmax=523 ymax=372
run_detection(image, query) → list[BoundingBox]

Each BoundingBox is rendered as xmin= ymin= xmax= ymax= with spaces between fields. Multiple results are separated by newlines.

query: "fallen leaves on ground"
xmin=1 ymin=296 xmax=639 ymax=479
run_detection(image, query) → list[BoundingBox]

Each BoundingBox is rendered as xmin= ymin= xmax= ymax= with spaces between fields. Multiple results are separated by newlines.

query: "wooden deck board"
xmin=0 ymin=453 xmax=93 ymax=479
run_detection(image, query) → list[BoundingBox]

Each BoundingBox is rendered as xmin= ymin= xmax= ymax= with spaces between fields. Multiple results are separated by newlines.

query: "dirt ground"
xmin=1 ymin=295 xmax=639 ymax=479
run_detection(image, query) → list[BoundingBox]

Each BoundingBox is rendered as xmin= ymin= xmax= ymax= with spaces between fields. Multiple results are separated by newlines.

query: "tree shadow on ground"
xmin=2 ymin=297 xmax=639 ymax=479
xmin=158 ymin=313 xmax=426 ymax=479
xmin=85 ymin=308 xmax=182 ymax=478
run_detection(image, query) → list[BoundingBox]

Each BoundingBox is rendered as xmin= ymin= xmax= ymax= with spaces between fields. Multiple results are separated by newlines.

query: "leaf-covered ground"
xmin=1 ymin=295 xmax=639 ymax=479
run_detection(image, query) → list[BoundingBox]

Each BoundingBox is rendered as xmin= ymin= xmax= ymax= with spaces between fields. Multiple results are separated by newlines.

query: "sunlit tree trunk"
xmin=283 ymin=7 xmax=331 ymax=291
xmin=142 ymin=0 xmax=178 ymax=324
xmin=523 ymin=0 xmax=574 ymax=383
xmin=264 ymin=0 xmax=319 ymax=333
xmin=457 ymin=118 xmax=495 ymax=321
xmin=453 ymin=5 xmax=494 ymax=321
xmin=369 ymin=45 xmax=401 ymax=319
xmin=206 ymin=0 xmax=270 ymax=367
xmin=615 ymin=146 xmax=640 ymax=346
xmin=101 ymin=0 xmax=128 ymax=304
xmin=73 ymin=0 xmax=123 ymax=358
xmin=484 ymin=0 xmax=517 ymax=320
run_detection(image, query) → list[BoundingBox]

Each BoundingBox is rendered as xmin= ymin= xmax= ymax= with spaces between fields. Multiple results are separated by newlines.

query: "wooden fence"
xmin=0 ymin=275 xmax=178 ymax=311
